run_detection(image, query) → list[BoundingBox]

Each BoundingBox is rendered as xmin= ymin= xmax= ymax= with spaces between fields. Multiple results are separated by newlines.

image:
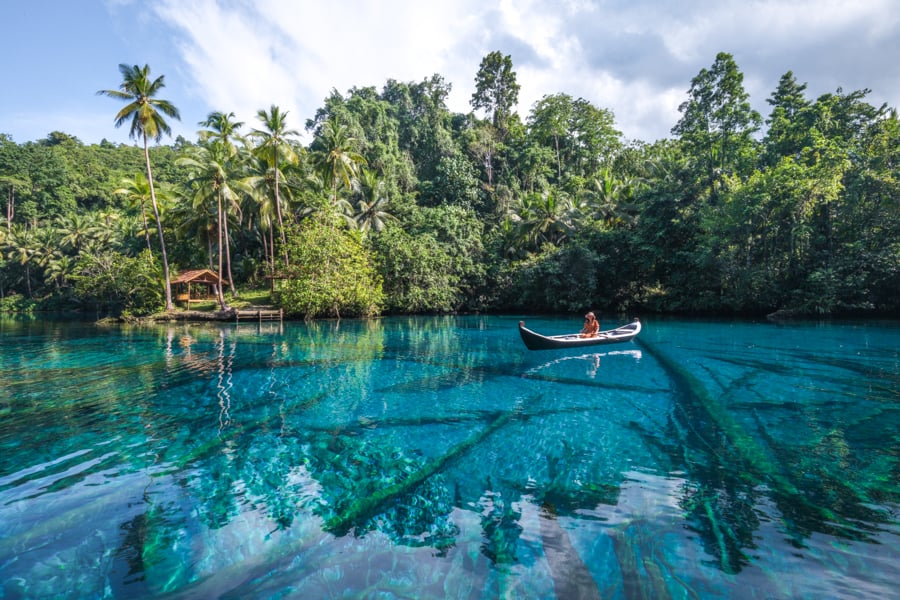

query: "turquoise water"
xmin=0 ymin=315 xmax=897 ymax=599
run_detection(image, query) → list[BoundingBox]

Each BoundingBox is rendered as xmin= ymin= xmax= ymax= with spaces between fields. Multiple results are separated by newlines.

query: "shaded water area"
xmin=0 ymin=315 xmax=897 ymax=599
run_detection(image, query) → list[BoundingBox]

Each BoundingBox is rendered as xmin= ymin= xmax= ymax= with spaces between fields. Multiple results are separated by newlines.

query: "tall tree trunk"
xmin=6 ymin=185 xmax=13 ymax=232
xmin=139 ymin=199 xmax=153 ymax=253
xmin=216 ymin=190 xmax=227 ymax=310
xmin=222 ymin=209 xmax=237 ymax=297
xmin=554 ymin=134 xmax=561 ymax=179
xmin=274 ymin=155 xmax=289 ymax=266
xmin=269 ymin=222 xmax=276 ymax=292
xmin=143 ymin=136 xmax=174 ymax=311
xmin=262 ymin=223 xmax=270 ymax=274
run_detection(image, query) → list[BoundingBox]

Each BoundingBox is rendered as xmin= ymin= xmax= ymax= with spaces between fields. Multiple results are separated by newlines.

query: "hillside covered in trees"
xmin=1 ymin=52 xmax=897 ymax=318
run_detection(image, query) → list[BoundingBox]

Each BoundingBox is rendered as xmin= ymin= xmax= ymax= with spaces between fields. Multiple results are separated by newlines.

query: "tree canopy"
xmin=1 ymin=53 xmax=897 ymax=319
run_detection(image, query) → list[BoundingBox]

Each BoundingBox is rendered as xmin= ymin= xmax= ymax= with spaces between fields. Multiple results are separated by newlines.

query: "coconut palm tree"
xmin=96 ymin=209 xmax=122 ymax=246
xmin=352 ymin=169 xmax=395 ymax=234
xmin=239 ymin=152 xmax=292 ymax=274
xmin=314 ymin=119 xmax=367 ymax=209
xmin=3 ymin=224 xmax=37 ymax=297
xmin=198 ymin=113 xmax=246 ymax=296
xmin=114 ymin=173 xmax=156 ymax=253
xmin=31 ymin=226 xmax=63 ymax=296
xmin=178 ymin=142 xmax=244 ymax=310
xmin=580 ymin=168 xmax=638 ymax=229
xmin=199 ymin=111 xmax=244 ymax=157
xmin=45 ymin=254 xmax=76 ymax=291
xmin=98 ymin=63 xmax=180 ymax=310
xmin=55 ymin=213 xmax=102 ymax=254
xmin=515 ymin=189 xmax=573 ymax=249
xmin=251 ymin=105 xmax=298 ymax=264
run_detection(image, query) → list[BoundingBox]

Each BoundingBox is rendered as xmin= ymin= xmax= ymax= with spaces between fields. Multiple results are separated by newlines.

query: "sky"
xmin=1 ymin=0 xmax=898 ymax=147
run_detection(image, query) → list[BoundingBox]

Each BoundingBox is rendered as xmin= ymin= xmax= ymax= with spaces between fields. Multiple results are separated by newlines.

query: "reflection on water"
xmin=526 ymin=349 xmax=643 ymax=379
xmin=0 ymin=316 xmax=897 ymax=598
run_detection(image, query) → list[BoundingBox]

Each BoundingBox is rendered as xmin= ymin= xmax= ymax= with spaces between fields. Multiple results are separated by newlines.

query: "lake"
xmin=0 ymin=315 xmax=897 ymax=599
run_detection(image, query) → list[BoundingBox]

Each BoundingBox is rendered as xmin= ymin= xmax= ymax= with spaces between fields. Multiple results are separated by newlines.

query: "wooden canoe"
xmin=518 ymin=319 xmax=641 ymax=351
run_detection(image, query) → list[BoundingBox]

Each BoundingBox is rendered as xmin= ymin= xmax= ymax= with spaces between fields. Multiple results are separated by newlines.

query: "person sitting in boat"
xmin=580 ymin=312 xmax=600 ymax=338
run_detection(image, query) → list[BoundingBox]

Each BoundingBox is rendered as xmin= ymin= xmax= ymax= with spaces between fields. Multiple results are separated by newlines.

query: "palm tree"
xmin=171 ymin=193 xmax=217 ymax=269
xmin=240 ymin=152 xmax=291 ymax=274
xmin=515 ymin=189 xmax=573 ymax=249
xmin=114 ymin=173 xmax=156 ymax=253
xmin=32 ymin=227 xmax=63 ymax=296
xmin=96 ymin=210 xmax=122 ymax=248
xmin=580 ymin=169 xmax=638 ymax=229
xmin=199 ymin=112 xmax=245 ymax=295
xmin=199 ymin=111 xmax=244 ymax=157
xmin=45 ymin=254 xmax=76 ymax=291
xmin=251 ymin=105 xmax=298 ymax=264
xmin=55 ymin=213 xmax=102 ymax=254
xmin=98 ymin=63 xmax=180 ymax=310
xmin=178 ymin=143 xmax=245 ymax=310
xmin=314 ymin=119 xmax=367 ymax=209
xmin=352 ymin=169 xmax=395 ymax=233
xmin=3 ymin=224 xmax=37 ymax=297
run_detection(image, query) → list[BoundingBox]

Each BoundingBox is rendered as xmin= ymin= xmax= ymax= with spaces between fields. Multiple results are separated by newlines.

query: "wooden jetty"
xmin=234 ymin=307 xmax=283 ymax=323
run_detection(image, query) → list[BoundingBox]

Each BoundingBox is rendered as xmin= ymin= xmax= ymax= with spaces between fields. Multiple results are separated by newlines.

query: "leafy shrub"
xmin=71 ymin=249 xmax=163 ymax=316
xmin=276 ymin=218 xmax=383 ymax=319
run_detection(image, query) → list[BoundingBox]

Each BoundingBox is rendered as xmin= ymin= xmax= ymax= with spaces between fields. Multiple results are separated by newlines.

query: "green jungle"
xmin=1 ymin=51 xmax=897 ymax=319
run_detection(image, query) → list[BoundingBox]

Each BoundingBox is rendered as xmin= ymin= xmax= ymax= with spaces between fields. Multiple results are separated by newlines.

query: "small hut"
xmin=171 ymin=269 xmax=228 ymax=306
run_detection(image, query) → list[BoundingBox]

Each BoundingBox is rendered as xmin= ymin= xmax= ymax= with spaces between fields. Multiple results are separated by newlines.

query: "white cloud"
xmin=154 ymin=1 xmax=303 ymax=131
xmin=153 ymin=0 xmax=495 ymax=137
xmin=2 ymin=0 xmax=892 ymax=146
xmin=143 ymin=0 xmax=899 ymax=143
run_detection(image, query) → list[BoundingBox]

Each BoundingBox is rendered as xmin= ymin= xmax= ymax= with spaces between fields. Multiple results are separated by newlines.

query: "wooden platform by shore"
xmin=234 ymin=307 xmax=283 ymax=322
xmin=127 ymin=305 xmax=283 ymax=324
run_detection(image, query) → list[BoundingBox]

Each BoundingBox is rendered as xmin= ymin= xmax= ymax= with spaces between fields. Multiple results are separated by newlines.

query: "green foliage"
xmin=471 ymin=51 xmax=521 ymax=131
xmin=762 ymin=71 xmax=811 ymax=165
xmin=381 ymin=75 xmax=454 ymax=187
xmin=71 ymin=249 xmax=163 ymax=315
xmin=370 ymin=226 xmax=461 ymax=313
xmin=412 ymin=205 xmax=486 ymax=306
xmin=528 ymin=95 xmax=622 ymax=186
xmin=309 ymin=86 xmax=416 ymax=195
xmin=19 ymin=143 xmax=76 ymax=219
xmin=312 ymin=118 xmax=367 ymax=206
xmin=370 ymin=204 xmax=485 ymax=313
xmin=672 ymin=52 xmax=761 ymax=202
xmin=421 ymin=154 xmax=480 ymax=207
xmin=0 ymin=52 xmax=897 ymax=318
xmin=276 ymin=218 xmax=383 ymax=319
xmin=0 ymin=293 xmax=37 ymax=313
xmin=503 ymin=241 xmax=600 ymax=313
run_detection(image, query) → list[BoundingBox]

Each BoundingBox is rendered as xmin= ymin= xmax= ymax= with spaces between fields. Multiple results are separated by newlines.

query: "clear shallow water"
xmin=0 ymin=315 xmax=897 ymax=599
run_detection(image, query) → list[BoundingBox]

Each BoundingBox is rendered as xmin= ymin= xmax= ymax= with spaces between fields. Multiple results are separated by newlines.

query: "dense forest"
xmin=1 ymin=52 xmax=898 ymax=318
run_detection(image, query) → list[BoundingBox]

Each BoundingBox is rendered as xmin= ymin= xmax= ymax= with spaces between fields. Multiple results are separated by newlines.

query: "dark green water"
xmin=0 ymin=315 xmax=897 ymax=599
